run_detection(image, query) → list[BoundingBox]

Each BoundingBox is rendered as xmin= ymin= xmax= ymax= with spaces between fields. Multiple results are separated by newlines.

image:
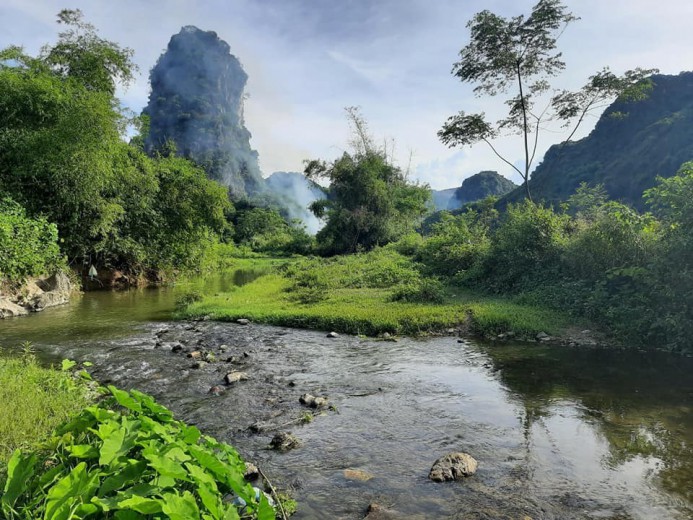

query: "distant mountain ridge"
xmin=503 ymin=72 xmax=693 ymax=208
xmin=432 ymin=171 xmax=517 ymax=210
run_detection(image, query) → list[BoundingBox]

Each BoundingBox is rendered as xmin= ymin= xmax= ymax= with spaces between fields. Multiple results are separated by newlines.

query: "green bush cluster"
xmin=0 ymin=198 xmax=64 ymax=281
xmin=389 ymin=278 xmax=446 ymax=304
xmin=233 ymin=207 xmax=313 ymax=256
xmin=1 ymin=386 xmax=275 ymax=519
xmin=401 ymin=169 xmax=693 ymax=352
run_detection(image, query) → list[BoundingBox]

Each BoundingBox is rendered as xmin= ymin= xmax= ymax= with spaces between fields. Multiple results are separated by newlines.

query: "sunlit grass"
xmin=0 ymin=353 xmax=93 ymax=465
xmin=179 ymin=257 xmax=571 ymax=337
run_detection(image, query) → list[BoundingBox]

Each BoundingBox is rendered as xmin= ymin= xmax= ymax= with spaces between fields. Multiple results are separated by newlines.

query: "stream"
xmin=1 ymin=272 xmax=692 ymax=519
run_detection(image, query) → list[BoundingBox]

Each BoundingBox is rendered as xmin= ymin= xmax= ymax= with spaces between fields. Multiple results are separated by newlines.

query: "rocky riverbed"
xmin=24 ymin=317 xmax=691 ymax=520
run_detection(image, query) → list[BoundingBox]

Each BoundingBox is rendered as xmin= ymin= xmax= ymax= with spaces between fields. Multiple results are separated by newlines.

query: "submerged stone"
xmin=429 ymin=452 xmax=478 ymax=482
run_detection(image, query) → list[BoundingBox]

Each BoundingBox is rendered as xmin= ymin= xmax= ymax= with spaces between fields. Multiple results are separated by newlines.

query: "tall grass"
xmin=0 ymin=351 xmax=93 ymax=465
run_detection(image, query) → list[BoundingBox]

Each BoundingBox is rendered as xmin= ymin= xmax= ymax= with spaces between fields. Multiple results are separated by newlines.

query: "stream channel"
xmin=1 ymin=270 xmax=692 ymax=519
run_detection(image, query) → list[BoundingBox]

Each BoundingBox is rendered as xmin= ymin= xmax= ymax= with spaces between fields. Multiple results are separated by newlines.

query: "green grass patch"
xmin=0 ymin=351 xmax=93 ymax=466
xmin=179 ymin=252 xmax=572 ymax=338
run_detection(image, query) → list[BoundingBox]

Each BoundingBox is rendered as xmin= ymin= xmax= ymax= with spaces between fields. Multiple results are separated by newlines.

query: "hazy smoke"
xmin=266 ymin=172 xmax=325 ymax=234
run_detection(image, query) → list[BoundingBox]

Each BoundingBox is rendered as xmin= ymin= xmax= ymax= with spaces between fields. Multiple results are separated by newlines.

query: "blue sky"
xmin=2 ymin=0 xmax=692 ymax=189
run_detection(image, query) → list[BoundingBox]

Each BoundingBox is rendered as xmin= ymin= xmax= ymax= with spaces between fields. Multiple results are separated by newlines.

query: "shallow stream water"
xmin=1 ymin=272 xmax=692 ymax=519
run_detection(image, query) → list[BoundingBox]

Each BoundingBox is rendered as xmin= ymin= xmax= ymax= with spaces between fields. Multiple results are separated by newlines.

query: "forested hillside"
xmin=504 ymin=72 xmax=693 ymax=208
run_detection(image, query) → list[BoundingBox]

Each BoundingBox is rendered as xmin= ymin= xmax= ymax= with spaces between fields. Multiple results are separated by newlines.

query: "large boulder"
xmin=429 ymin=452 xmax=478 ymax=482
xmin=0 ymin=299 xmax=29 ymax=318
xmin=29 ymin=291 xmax=69 ymax=312
xmin=36 ymin=271 xmax=71 ymax=293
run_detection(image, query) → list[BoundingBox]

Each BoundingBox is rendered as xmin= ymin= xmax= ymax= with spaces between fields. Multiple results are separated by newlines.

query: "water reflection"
xmin=481 ymin=342 xmax=693 ymax=507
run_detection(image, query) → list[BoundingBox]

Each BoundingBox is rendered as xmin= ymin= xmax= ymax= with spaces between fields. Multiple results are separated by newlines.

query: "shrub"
xmin=390 ymin=278 xmax=446 ymax=304
xmin=470 ymin=200 xmax=569 ymax=293
xmin=562 ymin=201 xmax=658 ymax=283
xmin=415 ymin=211 xmax=489 ymax=278
xmin=0 ymin=198 xmax=64 ymax=281
xmin=175 ymin=290 xmax=203 ymax=308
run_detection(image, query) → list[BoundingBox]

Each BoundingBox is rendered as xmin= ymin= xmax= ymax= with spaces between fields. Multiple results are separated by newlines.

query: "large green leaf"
xmin=188 ymin=445 xmax=248 ymax=500
xmin=108 ymin=386 xmax=143 ymax=413
xmin=56 ymin=410 xmax=97 ymax=436
xmin=97 ymin=422 xmax=127 ymax=467
xmin=180 ymin=424 xmax=201 ymax=445
xmin=257 ymin=493 xmax=276 ymax=520
xmin=220 ymin=503 xmax=241 ymax=520
xmin=1 ymin=450 xmax=36 ymax=514
xmin=142 ymin=448 xmax=189 ymax=481
xmin=161 ymin=491 xmax=200 ymax=520
xmin=196 ymin=484 xmax=220 ymax=519
xmin=44 ymin=462 xmax=99 ymax=520
xmin=185 ymin=463 xmax=217 ymax=490
xmin=98 ymin=460 xmax=147 ymax=497
xmin=130 ymin=389 xmax=174 ymax=422
xmin=66 ymin=444 xmax=99 ymax=459
xmin=115 ymin=495 xmax=163 ymax=514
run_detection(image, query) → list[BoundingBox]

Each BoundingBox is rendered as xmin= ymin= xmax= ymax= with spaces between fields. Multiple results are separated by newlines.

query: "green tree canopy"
xmin=306 ymin=109 xmax=430 ymax=254
xmin=439 ymin=0 xmax=655 ymax=201
xmin=0 ymin=12 xmax=232 ymax=276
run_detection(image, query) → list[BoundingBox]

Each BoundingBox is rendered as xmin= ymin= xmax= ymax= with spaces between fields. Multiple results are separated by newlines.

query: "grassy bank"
xmin=179 ymin=252 xmax=572 ymax=338
xmin=0 ymin=352 xmax=93 ymax=466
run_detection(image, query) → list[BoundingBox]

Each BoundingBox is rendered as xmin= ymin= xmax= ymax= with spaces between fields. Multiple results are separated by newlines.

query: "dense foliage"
xmin=306 ymin=109 xmax=430 ymax=254
xmin=406 ymin=168 xmax=693 ymax=353
xmin=0 ymin=12 xmax=236 ymax=280
xmin=1 ymin=385 xmax=275 ymax=519
xmin=233 ymin=206 xmax=313 ymax=255
xmin=0 ymin=199 xmax=64 ymax=281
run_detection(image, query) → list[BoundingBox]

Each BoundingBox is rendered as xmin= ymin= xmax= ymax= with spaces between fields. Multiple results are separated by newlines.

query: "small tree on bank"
xmin=438 ymin=0 xmax=656 ymax=201
xmin=306 ymin=108 xmax=430 ymax=255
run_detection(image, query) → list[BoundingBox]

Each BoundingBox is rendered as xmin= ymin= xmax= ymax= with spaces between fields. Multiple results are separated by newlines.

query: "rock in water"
xmin=343 ymin=469 xmax=374 ymax=481
xmin=363 ymin=503 xmax=403 ymax=519
xmin=208 ymin=385 xmax=225 ymax=396
xmin=243 ymin=462 xmax=259 ymax=480
xmin=225 ymin=371 xmax=249 ymax=385
xmin=144 ymin=26 xmax=264 ymax=198
xmin=429 ymin=452 xmax=478 ymax=482
xmin=299 ymin=393 xmax=328 ymax=408
xmin=326 ymin=331 xmax=339 ymax=338
xmin=269 ymin=432 xmax=301 ymax=451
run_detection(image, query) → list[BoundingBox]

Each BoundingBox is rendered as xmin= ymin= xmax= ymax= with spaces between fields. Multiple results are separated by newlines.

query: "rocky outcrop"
xmin=0 ymin=271 xmax=74 ymax=319
xmin=0 ymin=299 xmax=29 ymax=318
xmin=269 ymin=432 xmax=301 ymax=451
xmin=144 ymin=26 xmax=264 ymax=198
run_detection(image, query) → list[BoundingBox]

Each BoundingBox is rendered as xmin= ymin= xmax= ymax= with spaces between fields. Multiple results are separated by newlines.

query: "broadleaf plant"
xmin=0 ymin=386 xmax=275 ymax=519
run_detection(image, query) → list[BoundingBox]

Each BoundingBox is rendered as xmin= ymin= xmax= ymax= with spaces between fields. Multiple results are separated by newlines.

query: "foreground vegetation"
xmin=0 ymin=353 xmax=93 ymax=465
xmin=0 ymin=353 xmax=276 ymax=519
